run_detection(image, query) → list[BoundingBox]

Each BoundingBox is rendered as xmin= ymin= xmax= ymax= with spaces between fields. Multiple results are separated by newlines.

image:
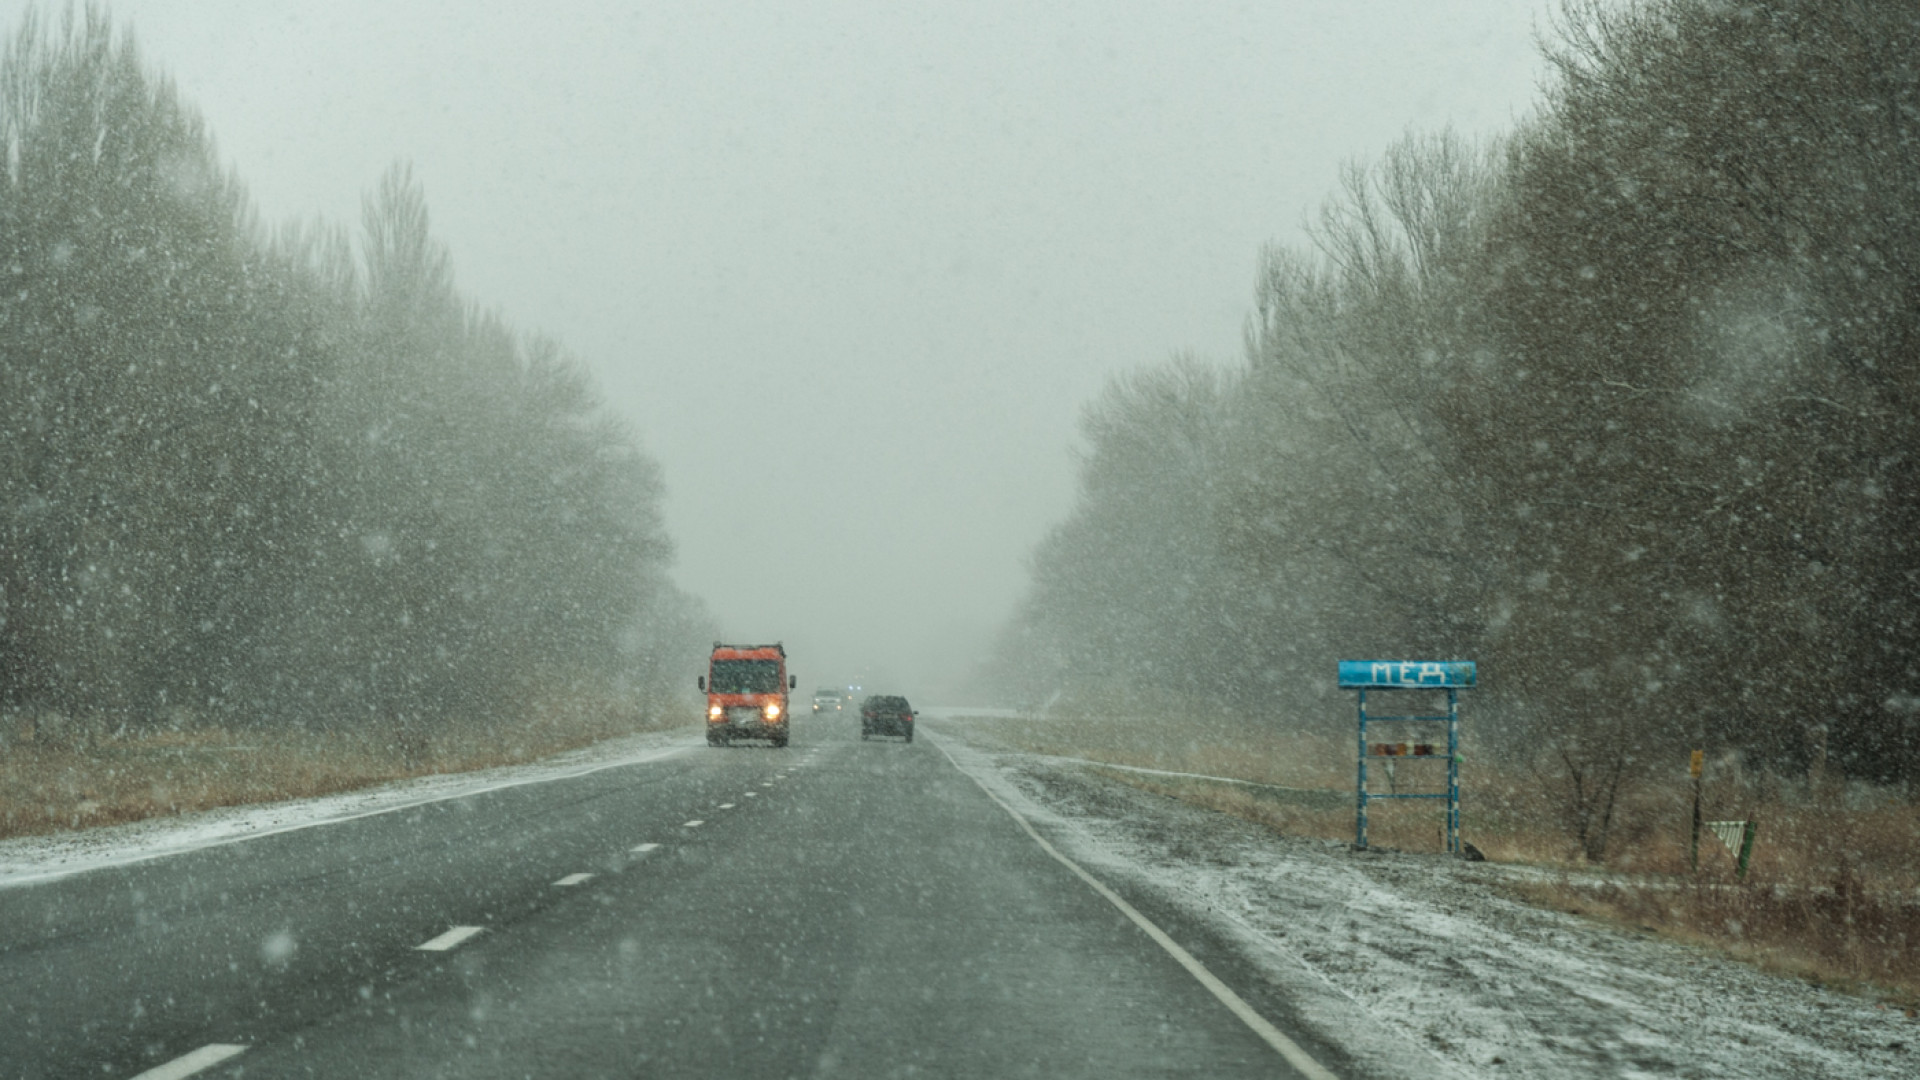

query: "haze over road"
xmin=0 ymin=0 xmax=1556 ymax=700
xmin=0 ymin=718 xmax=1341 ymax=1079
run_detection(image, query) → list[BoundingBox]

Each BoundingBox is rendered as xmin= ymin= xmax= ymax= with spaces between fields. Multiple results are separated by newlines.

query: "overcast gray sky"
xmin=7 ymin=1 xmax=1554 ymax=700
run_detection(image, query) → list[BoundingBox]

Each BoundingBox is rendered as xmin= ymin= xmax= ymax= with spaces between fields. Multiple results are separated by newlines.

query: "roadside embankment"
xmin=0 ymin=695 xmax=697 ymax=841
xmin=942 ymin=709 xmax=1920 ymax=1005
xmin=931 ymin=723 xmax=1918 ymax=1079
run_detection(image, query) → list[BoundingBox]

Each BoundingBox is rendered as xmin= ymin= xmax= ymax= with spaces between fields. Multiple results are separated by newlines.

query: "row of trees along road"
xmin=0 ymin=11 xmax=709 ymax=744
xmin=985 ymin=0 xmax=1920 ymax=832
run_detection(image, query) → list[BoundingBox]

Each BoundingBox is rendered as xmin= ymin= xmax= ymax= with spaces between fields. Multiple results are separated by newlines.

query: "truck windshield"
xmin=709 ymin=659 xmax=781 ymax=693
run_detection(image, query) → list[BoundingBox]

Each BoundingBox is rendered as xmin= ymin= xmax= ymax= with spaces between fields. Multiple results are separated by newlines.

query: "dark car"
xmin=860 ymin=695 xmax=915 ymax=742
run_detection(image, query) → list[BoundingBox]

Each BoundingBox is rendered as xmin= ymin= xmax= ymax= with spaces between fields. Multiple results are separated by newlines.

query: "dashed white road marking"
xmin=744 ymin=792 xmax=757 ymax=798
xmin=415 ymin=926 xmax=485 ymax=952
xmin=683 ymin=819 xmax=704 ymax=828
xmin=554 ymin=873 xmax=593 ymax=886
xmin=130 ymin=1044 xmax=247 ymax=1080
xmin=630 ymin=842 xmax=660 ymax=853
xmin=718 ymin=803 xmax=736 ymax=810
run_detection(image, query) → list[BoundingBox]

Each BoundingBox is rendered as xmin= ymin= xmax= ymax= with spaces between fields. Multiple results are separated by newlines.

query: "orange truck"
xmin=697 ymin=642 xmax=795 ymax=747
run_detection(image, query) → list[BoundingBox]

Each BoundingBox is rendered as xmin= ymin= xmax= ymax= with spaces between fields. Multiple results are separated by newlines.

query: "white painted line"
xmin=553 ymin=873 xmax=593 ymax=886
xmin=932 ymin=738 xmax=1341 ymax=1080
xmin=760 ymin=782 xmax=773 ymax=787
xmin=131 ymin=1044 xmax=247 ymax=1080
xmin=630 ymin=842 xmax=660 ymax=853
xmin=415 ymin=925 xmax=485 ymax=952
xmin=744 ymin=792 xmax=757 ymax=798
xmin=683 ymin=819 xmax=704 ymax=828
xmin=718 ymin=803 xmax=736 ymax=810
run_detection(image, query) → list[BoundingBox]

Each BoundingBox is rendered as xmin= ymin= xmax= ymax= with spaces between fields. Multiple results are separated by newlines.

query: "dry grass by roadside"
xmin=952 ymin=709 xmax=1920 ymax=1004
xmin=957 ymin=710 xmax=1354 ymax=789
xmin=957 ymin=709 xmax=1467 ymax=849
xmin=1510 ymin=874 xmax=1920 ymax=1008
xmin=1511 ymin=797 xmax=1920 ymax=1006
xmin=0 ymin=693 xmax=697 ymax=841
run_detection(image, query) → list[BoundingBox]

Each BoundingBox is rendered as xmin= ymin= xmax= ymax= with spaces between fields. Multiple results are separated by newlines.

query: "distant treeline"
xmin=0 ymin=10 xmax=709 ymax=737
xmin=989 ymin=0 xmax=1920 ymax=788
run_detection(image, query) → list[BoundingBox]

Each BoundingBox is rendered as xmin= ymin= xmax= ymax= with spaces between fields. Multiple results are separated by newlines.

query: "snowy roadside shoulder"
xmin=0 ymin=728 xmax=699 ymax=890
xmin=930 ymin=730 xmax=1917 ymax=1080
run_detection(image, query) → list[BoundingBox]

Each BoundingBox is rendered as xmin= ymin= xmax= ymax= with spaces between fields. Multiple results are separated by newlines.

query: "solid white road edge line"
xmin=631 ymin=842 xmax=660 ymax=853
xmin=554 ymin=873 xmax=593 ymax=886
xmin=931 ymin=737 xmax=1341 ymax=1080
xmin=415 ymin=926 xmax=485 ymax=952
xmin=130 ymin=1043 xmax=247 ymax=1080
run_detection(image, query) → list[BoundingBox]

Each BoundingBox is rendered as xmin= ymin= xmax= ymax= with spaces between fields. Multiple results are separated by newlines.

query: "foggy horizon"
xmin=0 ymin=0 xmax=1554 ymax=700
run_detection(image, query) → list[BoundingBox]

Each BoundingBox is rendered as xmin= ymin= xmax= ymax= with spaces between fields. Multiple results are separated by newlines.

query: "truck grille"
xmin=725 ymin=707 xmax=761 ymax=724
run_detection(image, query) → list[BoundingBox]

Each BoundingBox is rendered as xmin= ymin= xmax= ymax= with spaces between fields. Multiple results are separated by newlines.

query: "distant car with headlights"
xmin=811 ymin=688 xmax=845 ymax=714
xmin=698 ymin=642 xmax=795 ymax=747
xmin=860 ymin=694 xmax=915 ymax=742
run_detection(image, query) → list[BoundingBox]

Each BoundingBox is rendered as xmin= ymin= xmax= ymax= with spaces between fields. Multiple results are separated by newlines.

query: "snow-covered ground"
xmin=0 ymin=729 xmax=696 ymax=890
xmin=932 ymin=730 xmax=1918 ymax=1080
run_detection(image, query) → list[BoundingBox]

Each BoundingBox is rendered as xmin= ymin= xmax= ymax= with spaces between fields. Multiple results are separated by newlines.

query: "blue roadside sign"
xmin=1342 ymin=658 xmax=1476 ymax=854
xmin=1338 ymin=660 xmax=1476 ymax=689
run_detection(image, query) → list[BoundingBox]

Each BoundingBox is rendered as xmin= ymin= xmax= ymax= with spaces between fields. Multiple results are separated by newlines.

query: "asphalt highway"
xmin=0 ymin=718 xmax=1346 ymax=1079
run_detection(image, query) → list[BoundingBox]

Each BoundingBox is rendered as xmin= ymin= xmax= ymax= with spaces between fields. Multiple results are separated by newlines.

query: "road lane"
xmin=0 ymin=738 xmax=729 ymax=1078
xmin=0 ymin=721 xmax=1338 ymax=1078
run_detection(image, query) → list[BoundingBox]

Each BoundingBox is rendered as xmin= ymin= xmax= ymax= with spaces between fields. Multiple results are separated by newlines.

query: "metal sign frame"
xmin=1341 ymin=660 xmax=1474 ymax=854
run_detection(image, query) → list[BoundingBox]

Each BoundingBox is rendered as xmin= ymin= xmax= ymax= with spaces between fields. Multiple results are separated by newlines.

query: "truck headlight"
xmin=708 ymin=704 xmax=723 ymax=720
xmin=764 ymin=702 xmax=781 ymax=720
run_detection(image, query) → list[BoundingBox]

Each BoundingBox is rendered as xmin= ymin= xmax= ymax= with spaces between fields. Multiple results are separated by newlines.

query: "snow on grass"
xmin=0 ymin=729 xmax=696 ymax=890
xmin=932 ymin=730 xmax=1917 ymax=1080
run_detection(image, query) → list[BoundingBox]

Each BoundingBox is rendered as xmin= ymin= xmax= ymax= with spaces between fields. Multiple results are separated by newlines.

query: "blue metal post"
xmin=1342 ymin=661 xmax=1473 ymax=856
xmin=1446 ymin=688 xmax=1460 ymax=854
xmin=1355 ymin=688 xmax=1370 ymax=850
